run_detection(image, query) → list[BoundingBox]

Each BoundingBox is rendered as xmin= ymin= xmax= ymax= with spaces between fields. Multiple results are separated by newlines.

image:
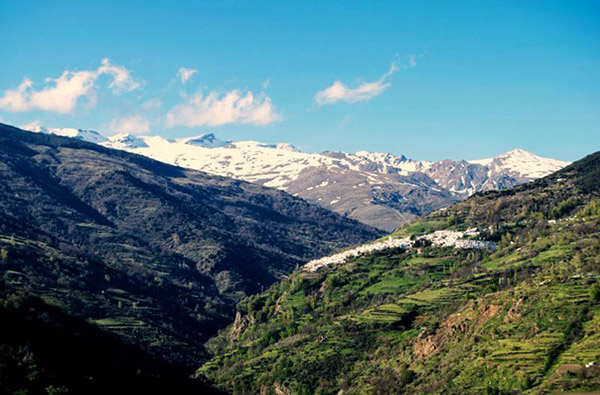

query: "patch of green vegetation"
xmin=394 ymin=219 xmax=448 ymax=237
xmin=361 ymin=277 xmax=413 ymax=295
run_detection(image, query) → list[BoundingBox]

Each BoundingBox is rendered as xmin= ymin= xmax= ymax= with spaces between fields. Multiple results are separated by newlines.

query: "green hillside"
xmin=198 ymin=152 xmax=600 ymax=394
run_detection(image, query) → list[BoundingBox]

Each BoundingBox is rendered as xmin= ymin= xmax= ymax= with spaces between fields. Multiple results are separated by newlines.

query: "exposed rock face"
xmin=413 ymin=304 xmax=501 ymax=361
xmin=229 ymin=312 xmax=254 ymax=342
xmin=283 ymin=166 xmax=458 ymax=232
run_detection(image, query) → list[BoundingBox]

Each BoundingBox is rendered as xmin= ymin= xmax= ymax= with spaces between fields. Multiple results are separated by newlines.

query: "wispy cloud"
xmin=166 ymin=89 xmax=281 ymax=127
xmin=98 ymin=58 xmax=141 ymax=94
xmin=315 ymin=63 xmax=399 ymax=105
xmin=408 ymin=55 xmax=416 ymax=67
xmin=109 ymin=114 xmax=150 ymax=135
xmin=142 ymin=98 xmax=162 ymax=110
xmin=0 ymin=59 xmax=141 ymax=114
xmin=178 ymin=67 xmax=198 ymax=84
xmin=314 ymin=54 xmax=420 ymax=106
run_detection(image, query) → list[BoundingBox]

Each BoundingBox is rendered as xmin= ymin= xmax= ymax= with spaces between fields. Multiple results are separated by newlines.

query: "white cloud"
xmin=178 ymin=67 xmax=198 ymax=84
xmin=0 ymin=59 xmax=141 ymax=114
xmin=98 ymin=58 xmax=141 ymax=93
xmin=315 ymin=63 xmax=398 ymax=105
xmin=109 ymin=115 xmax=150 ymax=135
xmin=20 ymin=120 xmax=42 ymax=131
xmin=166 ymin=89 xmax=281 ymax=127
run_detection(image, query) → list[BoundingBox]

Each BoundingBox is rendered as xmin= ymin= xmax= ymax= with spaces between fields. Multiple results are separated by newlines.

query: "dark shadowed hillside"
xmin=0 ymin=294 xmax=224 ymax=394
xmin=0 ymin=123 xmax=381 ymax=376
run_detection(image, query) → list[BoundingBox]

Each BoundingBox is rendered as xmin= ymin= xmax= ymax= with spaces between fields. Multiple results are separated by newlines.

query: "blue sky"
xmin=0 ymin=0 xmax=598 ymax=161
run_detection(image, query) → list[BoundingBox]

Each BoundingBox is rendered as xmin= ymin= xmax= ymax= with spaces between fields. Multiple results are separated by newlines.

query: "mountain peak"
xmin=500 ymin=148 xmax=537 ymax=158
xmin=507 ymin=148 xmax=530 ymax=154
xmin=274 ymin=142 xmax=299 ymax=152
xmin=27 ymin=126 xmax=107 ymax=144
xmin=176 ymin=133 xmax=231 ymax=148
xmin=106 ymin=133 xmax=149 ymax=149
xmin=469 ymin=148 xmax=570 ymax=179
xmin=228 ymin=140 xmax=299 ymax=151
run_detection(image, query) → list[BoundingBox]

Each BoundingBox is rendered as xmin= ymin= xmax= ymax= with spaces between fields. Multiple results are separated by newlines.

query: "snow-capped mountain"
xmin=104 ymin=132 xmax=149 ymax=149
xmin=469 ymin=148 xmax=569 ymax=179
xmin=176 ymin=133 xmax=231 ymax=148
xmin=26 ymin=126 xmax=107 ymax=144
xmin=24 ymin=126 xmax=569 ymax=232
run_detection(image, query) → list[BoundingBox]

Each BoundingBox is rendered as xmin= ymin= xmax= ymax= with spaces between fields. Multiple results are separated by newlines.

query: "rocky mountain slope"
xmin=24 ymin=126 xmax=569 ymax=232
xmin=198 ymin=151 xmax=600 ymax=394
xmin=0 ymin=123 xmax=380 ymax=382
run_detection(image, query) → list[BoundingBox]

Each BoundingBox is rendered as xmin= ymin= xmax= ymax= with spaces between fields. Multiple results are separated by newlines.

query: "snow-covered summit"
xmin=176 ymin=133 xmax=231 ymax=148
xmin=227 ymin=140 xmax=299 ymax=152
xmin=27 ymin=126 xmax=107 ymax=144
xmin=274 ymin=142 xmax=300 ymax=152
xmin=101 ymin=135 xmax=340 ymax=187
xmin=469 ymin=148 xmax=569 ymax=178
xmin=105 ymin=133 xmax=149 ymax=149
xmin=352 ymin=151 xmax=430 ymax=174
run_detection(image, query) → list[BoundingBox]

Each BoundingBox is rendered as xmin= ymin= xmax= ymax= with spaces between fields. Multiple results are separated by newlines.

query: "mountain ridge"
xmin=23 ymin=125 xmax=570 ymax=232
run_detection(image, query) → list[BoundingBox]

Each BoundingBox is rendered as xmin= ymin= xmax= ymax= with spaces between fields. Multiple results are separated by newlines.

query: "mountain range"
xmin=27 ymin=126 xmax=570 ymax=232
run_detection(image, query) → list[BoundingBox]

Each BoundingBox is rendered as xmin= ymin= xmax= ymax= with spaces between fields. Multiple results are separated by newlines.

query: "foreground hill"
xmin=0 ymin=123 xmax=379 ymax=375
xmin=0 ymin=295 xmax=223 ymax=394
xmin=27 ymin=126 xmax=569 ymax=232
xmin=198 ymin=151 xmax=600 ymax=394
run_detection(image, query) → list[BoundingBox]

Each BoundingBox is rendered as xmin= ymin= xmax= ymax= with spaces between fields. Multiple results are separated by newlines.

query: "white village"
xmin=303 ymin=229 xmax=496 ymax=272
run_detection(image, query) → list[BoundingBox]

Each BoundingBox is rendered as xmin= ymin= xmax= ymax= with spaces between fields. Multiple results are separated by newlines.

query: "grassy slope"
xmin=198 ymin=152 xmax=600 ymax=394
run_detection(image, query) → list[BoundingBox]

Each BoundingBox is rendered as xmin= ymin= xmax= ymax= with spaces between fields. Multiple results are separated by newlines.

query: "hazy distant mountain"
xmin=26 ymin=126 xmax=569 ymax=232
